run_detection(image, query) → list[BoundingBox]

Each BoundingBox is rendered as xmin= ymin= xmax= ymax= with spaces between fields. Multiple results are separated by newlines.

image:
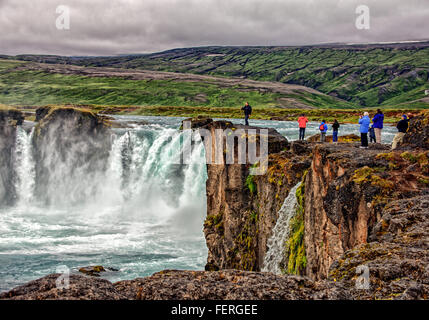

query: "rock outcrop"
xmin=196 ymin=120 xmax=311 ymax=272
xmin=0 ymin=108 xmax=24 ymax=205
xmin=401 ymin=111 xmax=429 ymax=150
xmin=195 ymin=116 xmax=429 ymax=280
xmin=329 ymin=195 xmax=429 ymax=300
xmin=115 ymin=269 xmax=349 ymax=300
xmin=306 ymin=133 xmax=360 ymax=143
xmin=198 ymin=113 xmax=428 ymax=283
xmin=303 ymin=143 xmax=425 ymax=279
xmin=0 ymin=274 xmax=127 ymax=300
xmin=1 ymin=270 xmax=348 ymax=300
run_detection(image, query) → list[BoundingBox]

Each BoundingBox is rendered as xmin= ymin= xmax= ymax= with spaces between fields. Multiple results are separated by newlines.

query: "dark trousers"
xmin=361 ymin=133 xmax=368 ymax=147
xmin=245 ymin=114 xmax=249 ymax=126
xmin=333 ymin=130 xmax=338 ymax=142
xmin=299 ymin=128 xmax=306 ymax=140
xmin=370 ymin=135 xmax=376 ymax=143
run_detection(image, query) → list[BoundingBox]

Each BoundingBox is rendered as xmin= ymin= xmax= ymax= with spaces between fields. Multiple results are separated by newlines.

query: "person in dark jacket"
xmin=332 ymin=120 xmax=340 ymax=142
xmin=242 ymin=102 xmax=252 ymax=126
xmin=369 ymin=125 xmax=376 ymax=143
xmin=392 ymin=115 xmax=409 ymax=150
xmin=372 ymin=109 xmax=384 ymax=143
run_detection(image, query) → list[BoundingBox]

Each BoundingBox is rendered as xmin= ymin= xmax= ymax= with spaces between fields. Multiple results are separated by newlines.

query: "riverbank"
xmin=2 ymin=103 xmax=421 ymax=124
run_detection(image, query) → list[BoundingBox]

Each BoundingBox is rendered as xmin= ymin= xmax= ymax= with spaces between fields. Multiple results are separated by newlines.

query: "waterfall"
xmin=14 ymin=127 xmax=36 ymax=205
xmin=262 ymin=182 xmax=301 ymax=274
xmin=10 ymin=122 xmax=206 ymax=221
xmin=0 ymin=118 xmax=209 ymax=292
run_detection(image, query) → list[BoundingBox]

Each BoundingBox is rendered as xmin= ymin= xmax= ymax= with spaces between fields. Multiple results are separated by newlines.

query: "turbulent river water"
xmin=0 ymin=116 xmax=397 ymax=291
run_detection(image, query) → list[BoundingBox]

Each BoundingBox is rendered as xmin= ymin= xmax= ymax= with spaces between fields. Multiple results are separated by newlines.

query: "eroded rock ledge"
xmin=0 ymin=270 xmax=348 ymax=300
xmin=195 ymin=113 xmax=428 ymax=284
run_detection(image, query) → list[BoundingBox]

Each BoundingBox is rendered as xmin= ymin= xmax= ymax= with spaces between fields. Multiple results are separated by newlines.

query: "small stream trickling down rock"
xmin=261 ymin=182 xmax=301 ymax=274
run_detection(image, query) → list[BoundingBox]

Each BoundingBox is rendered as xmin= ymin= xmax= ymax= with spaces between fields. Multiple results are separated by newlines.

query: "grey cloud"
xmin=0 ymin=0 xmax=428 ymax=56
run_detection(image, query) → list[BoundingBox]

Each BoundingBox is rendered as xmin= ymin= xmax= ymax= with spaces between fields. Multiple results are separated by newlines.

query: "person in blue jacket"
xmin=319 ymin=120 xmax=328 ymax=143
xmin=372 ymin=109 xmax=384 ymax=143
xmin=359 ymin=112 xmax=370 ymax=148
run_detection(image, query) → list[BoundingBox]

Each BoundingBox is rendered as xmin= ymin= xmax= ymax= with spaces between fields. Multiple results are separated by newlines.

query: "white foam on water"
xmin=0 ymin=122 xmax=208 ymax=291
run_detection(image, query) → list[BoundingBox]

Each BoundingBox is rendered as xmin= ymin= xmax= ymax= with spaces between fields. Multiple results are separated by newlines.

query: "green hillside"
xmin=13 ymin=44 xmax=428 ymax=108
xmin=0 ymin=59 xmax=352 ymax=109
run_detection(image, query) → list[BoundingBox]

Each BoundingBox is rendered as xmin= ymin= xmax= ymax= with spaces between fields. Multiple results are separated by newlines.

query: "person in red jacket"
xmin=298 ymin=114 xmax=308 ymax=141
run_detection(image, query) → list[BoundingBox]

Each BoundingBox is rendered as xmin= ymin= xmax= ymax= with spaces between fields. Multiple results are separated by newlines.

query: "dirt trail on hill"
xmin=14 ymin=62 xmax=328 ymax=96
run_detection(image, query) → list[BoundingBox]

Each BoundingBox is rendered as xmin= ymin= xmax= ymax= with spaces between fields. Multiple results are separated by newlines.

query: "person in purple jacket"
xmin=372 ymin=109 xmax=384 ymax=143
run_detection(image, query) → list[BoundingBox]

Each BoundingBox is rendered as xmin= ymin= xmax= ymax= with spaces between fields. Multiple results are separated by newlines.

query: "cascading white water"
xmin=14 ymin=127 xmax=36 ymax=205
xmin=262 ymin=182 xmax=301 ymax=274
xmin=12 ymin=123 xmax=207 ymax=218
xmin=0 ymin=120 xmax=208 ymax=292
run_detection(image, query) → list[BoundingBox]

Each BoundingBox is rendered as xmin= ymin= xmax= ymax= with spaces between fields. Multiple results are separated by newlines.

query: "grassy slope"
xmin=0 ymin=59 xmax=353 ymax=109
xmin=22 ymin=46 xmax=428 ymax=109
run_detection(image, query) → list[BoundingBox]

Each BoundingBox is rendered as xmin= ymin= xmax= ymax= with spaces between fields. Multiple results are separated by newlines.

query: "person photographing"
xmin=242 ymin=102 xmax=252 ymax=126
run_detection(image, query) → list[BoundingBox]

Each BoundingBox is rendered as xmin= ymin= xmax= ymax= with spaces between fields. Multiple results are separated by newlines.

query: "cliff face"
xmin=196 ymin=119 xmax=311 ymax=272
xmin=304 ymin=144 xmax=385 ymax=279
xmin=329 ymin=195 xmax=429 ymax=300
xmin=0 ymin=108 xmax=24 ymax=205
xmin=304 ymin=115 xmax=428 ymax=280
xmin=401 ymin=111 xmax=429 ymax=150
xmin=201 ymin=112 xmax=429 ymax=282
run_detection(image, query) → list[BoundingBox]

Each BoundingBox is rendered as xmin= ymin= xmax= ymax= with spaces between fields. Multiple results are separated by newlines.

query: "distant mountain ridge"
xmin=4 ymin=41 xmax=429 ymax=108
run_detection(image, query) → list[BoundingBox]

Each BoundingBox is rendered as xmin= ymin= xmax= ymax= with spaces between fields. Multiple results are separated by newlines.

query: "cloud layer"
xmin=1 ymin=0 xmax=428 ymax=56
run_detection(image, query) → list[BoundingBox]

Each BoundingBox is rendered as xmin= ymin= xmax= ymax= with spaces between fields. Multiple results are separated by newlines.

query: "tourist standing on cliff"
xmin=332 ymin=119 xmax=340 ymax=142
xmin=241 ymin=102 xmax=252 ymax=126
xmin=319 ymin=120 xmax=328 ymax=142
xmin=372 ymin=109 xmax=384 ymax=143
xmin=369 ymin=124 xmax=376 ymax=143
xmin=392 ymin=115 xmax=409 ymax=150
xmin=359 ymin=112 xmax=370 ymax=149
xmin=298 ymin=114 xmax=308 ymax=141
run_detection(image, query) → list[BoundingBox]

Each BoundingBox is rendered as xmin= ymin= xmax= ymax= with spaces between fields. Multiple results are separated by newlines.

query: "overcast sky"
xmin=0 ymin=0 xmax=428 ymax=56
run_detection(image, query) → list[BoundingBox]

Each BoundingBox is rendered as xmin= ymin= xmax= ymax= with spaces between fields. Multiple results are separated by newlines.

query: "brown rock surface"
xmin=306 ymin=133 xmax=360 ymax=143
xmin=115 ymin=270 xmax=349 ymax=300
xmin=1 ymin=270 xmax=349 ymax=300
xmin=401 ymin=111 xmax=429 ymax=150
xmin=304 ymin=143 xmax=428 ymax=280
xmin=329 ymin=196 xmax=429 ymax=300
xmin=0 ymin=274 xmax=126 ymax=300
